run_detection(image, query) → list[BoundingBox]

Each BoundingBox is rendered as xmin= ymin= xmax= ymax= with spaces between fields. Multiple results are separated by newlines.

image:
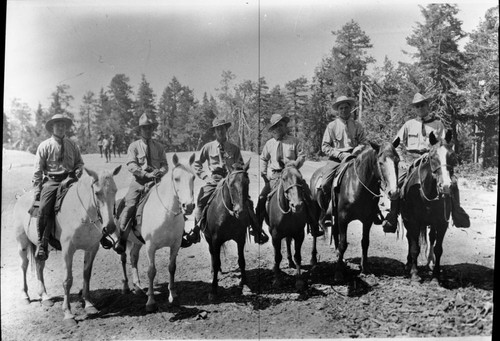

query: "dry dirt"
xmin=1 ymin=149 xmax=496 ymax=340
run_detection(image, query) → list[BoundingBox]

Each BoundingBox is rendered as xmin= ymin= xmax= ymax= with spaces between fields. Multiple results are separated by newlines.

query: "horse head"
xmin=281 ymin=158 xmax=305 ymax=213
xmin=84 ymin=165 xmax=122 ymax=236
xmin=428 ymin=130 xmax=456 ymax=196
xmin=224 ymin=160 xmax=251 ymax=219
xmin=171 ymin=153 xmax=196 ymax=215
xmin=369 ymin=138 xmax=400 ymax=200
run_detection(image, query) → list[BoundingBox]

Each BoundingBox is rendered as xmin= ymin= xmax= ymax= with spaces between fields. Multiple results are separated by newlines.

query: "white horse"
xmin=118 ymin=153 xmax=195 ymax=312
xmin=13 ymin=166 xmax=121 ymax=326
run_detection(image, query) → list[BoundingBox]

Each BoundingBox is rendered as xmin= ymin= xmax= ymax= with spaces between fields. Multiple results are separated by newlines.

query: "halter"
xmin=353 ymin=152 xmax=384 ymax=198
xmin=277 ymin=177 xmax=303 ymax=215
xmin=154 ymin=165 xmax=184 ymax=216
xmin=221 ymin=170 xmax=247 ymax=216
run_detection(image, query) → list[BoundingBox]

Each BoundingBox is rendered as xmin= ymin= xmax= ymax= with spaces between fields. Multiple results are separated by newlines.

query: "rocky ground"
xmin=1 ymin=149 xmax=496 ymax=340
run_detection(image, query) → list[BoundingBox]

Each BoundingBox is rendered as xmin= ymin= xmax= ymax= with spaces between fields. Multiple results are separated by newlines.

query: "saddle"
xmin=331 ymin=157 xmax=356 ymax=206
xmin=115 ymin=185 xmax=155 ymax=244
xmin=27 ymin=177 xmax=78 ymax=251
xmin=401 ymin=154 xmax=428 ymax=198
xmin=198 ymin=179 xmax=227 ymax=233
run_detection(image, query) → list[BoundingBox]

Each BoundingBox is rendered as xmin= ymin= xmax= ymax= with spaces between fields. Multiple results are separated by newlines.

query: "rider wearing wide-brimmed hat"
xmin=182 ymin=117 xmax=269 ymax=247
xmin=114 ymin=113 xmax=169 ymax=254
xmin=255 ymin=113 xmax=325 ymax=237
xmin=32 ymin=114 xmax=85 ymax=260
xmin=383 ymin=92 xmax=470 ymax=231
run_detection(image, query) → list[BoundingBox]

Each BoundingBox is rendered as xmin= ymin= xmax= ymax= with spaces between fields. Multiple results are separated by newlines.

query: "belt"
xmin=47 ymin=173 xmax=68 ymax=182
xmin=406 ymin=149 xmax=428 ymax=155
xmin=271 ymin=169 xmax=283 ymax=174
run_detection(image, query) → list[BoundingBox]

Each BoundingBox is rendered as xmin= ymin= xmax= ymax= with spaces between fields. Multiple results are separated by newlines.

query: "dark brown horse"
xmin=322 ymin=140 xmax=400 ymax=281
xmin=266 ymin=159 xmax=309 ymax=291
xmin=401 ymin=130 xmax=455 ymax=283
xmin=203 ymin=161 xmax=251 ymax=301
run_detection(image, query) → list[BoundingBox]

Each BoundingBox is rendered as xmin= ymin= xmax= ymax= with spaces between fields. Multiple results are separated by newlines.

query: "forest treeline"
xmin=4 ymin=4 xmax=498 ymax=168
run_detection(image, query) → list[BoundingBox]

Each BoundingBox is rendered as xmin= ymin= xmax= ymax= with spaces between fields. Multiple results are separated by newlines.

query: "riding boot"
xmin=35 ymin=215 xmax=48 ymax=261
xmin=182 ymin=208 xmax=202 ymax=247
xmin=247 ymin=202 xmax=269 ymax=244
xmin=100 ymin=236 xmax=114 ymax=249
xmin=255 ymin=195 xmax=267 ymax=231
xmin=382 ymin=198 xmax=400 ymax=233
xmin=114 ymin=207 xmax=135 ymax=254
xmin=450 ymin=184 xmax=470 ymax=228
xmin=305 ymin=203 xmax=325 ymax=237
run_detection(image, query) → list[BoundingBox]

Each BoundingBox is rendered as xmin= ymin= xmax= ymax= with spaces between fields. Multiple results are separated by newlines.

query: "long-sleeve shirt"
xmin=322 ymin=118 xmax=368 ymax=161
xmin=395 ymin=116 xmax=446 ymax=154
xmin=193 ymin=140 xmax=243 ymax=180
xmin=126 ymin=138 xmax=168 ymax=180
xmin=33 ymin=135 xmax=84 ymax=189
xmin=259 ymin=134 xmax=305 ymax=177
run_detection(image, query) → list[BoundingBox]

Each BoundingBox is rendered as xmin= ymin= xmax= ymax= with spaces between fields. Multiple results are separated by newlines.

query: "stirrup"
xmin=35 ymin=245 xmax=48 ymax=261
xmin=100 ymin=236 xmax=114 ymax=249
xmin=382 ymin=220 xmax=397 ymax=233
xmin=253 ymin=231 xmax=269 ymax=244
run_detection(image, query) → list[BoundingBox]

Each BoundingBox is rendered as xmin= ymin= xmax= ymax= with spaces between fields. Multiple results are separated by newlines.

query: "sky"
xmin=3 ymin=0 xmax=498 ymax=115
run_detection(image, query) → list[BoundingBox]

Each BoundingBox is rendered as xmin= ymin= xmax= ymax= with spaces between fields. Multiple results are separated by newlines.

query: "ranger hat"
xmin=332 ymin=96 xmax=356 ymax=111
xmin=210 ymin=117 xmax=232 ymax=129
xmin=138 ymin=113 xmax=159 ymax=129
xmin=45 ymin=114 xmax=73 ymax=133
xmin=411 ymin=93 xmax=432 ymax=106
xmin=268 ymin=114 xmax=290 ymax=131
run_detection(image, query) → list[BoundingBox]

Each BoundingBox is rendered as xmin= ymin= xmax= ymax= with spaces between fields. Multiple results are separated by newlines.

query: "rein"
xmin=352 ymin=153 xmax=383 ymax=198
xmin=417 ymin=156 xmax=441 ymax=202
xmin=154 ymin=165 xmax=183 ymax=216
xmin=277 ymin=178 xmax=302 ymax=215
xmin=221 ymin=170 xmax=247 ymax=216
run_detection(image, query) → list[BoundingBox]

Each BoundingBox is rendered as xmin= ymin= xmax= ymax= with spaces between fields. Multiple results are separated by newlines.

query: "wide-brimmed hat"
xmin=138 ymin=113 xmax=159 ymax=129
xmin=210 ymin=118 xmax=232 ymax=130
xmin=411 ymin=93 xmax=431 ymax=106
xmin=268 ymin=114 xmax=290 ymax=131
xmin=45 ymin=114 xmax=73 ymax=132
xmin=332 ymin=96 xmax=356 ymax=111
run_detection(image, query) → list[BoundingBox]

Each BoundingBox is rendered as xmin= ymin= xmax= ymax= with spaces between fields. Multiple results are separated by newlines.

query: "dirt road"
xmin=1 ymin=150 xmax=496 ymax=340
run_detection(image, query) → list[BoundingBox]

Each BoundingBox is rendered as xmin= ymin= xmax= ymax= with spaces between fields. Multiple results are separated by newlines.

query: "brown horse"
xmin=203 ymin=160 xmax=251 ymax=301
xmin=265 ymin=159 xmax=308 ymax=291
xmin=401 ymin=130 xmax=455 ymax=283
xmin=324 ymin=140 xmax=400 ymax=282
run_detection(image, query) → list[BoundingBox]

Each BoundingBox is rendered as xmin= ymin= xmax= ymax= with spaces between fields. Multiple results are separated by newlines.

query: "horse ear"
xmin=369 ymin=141 xmax=380 ymax=153
xmin=243 ymin=159 xmax=251 ymax=172
xmin=393 ymin=137 xmax=400 ymax=149
xmin=429 ymin=131 xmax=438 ymax=145
xmin=172 ymin=153 xmax=179 ymax=167
xmin=113 ymin=165 xmax=122 ymax=176
xmin=189 ymin=153 xmax=195 ymax=166
xmin=296 ymin=155 xmax=305 ymax=169
xmin=445 ymin=129 xmax=453 ymax=144
xmin=84 ymin=168 xmax=99 ymax=182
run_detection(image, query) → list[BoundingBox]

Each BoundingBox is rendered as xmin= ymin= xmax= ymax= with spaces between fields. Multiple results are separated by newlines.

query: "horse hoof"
xmin=85 ymin=306 xmax=99 ymax=315
xmin=21 ymin=297 xmax=31 ymax=305
xmin=208 ymin=293 xmax=217 ymax=302
xmin=288 ymin=262 xmax=295 ymax=269
xmin=295 ymin=279 xmax=306 ymax=292
xmin=410 ymin=274 xmax=421 ymax=283
xmin=145 ymin=303 xmax=157 ymax=313
xmin=133 ymin=284 xmax=146 ymax=296
xmin=430 ymin=277 xmax=440 ymax=286
xmin=63 ymin=318 xmax=77 ymax=328
xmin=334 ymin=272 xmax=344 ymax=283
xmin=41 ymin=299 xmax=54 ymax=307
xmin=310 ymin=259 xmax=317 ymax=267
xmin=272 ymin=279 xmax=282 ymax=288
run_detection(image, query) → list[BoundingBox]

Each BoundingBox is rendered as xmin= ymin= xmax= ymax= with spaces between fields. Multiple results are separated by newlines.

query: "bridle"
xmin=353 ymin=150 xmax=384 ymax=198
xmin=154 ymin=164 xmax=185 ymax=216
xmin=221 ymin=170 xmax=247 ymax=216
xmin=277 ymin=169 xmax=303 ymax=215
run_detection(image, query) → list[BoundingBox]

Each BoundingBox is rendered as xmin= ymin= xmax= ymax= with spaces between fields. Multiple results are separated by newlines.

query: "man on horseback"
xmin=114 ymin=113 xmax=169 ymax=254
xmin=255 ymin=113 xmax=325 ymax=237
xmin=32 ymin=114 xmax=84 ymax=261
xmin=383 ymin=92 xmax=470 ymax=231
xmin=182 ymin=117 xmax=269 ymax=247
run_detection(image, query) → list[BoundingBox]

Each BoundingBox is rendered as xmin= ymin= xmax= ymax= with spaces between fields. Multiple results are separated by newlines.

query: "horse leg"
xmin=168 ymin=245 xmax=179 ymax=306
xmin=82 ymin=245 xmax=99 ymax=315
xmin=360 ymin=222 xmax=371 ymax=274
xmin=62 ymin=246 xmax=77 ymax=326
xmin=129 ymin=243 xmax=145 ymax=296
xmin=209 ymin=241 xmax=222 ymax=301
xmin=236 ymin=238 xmax=247 ymax=288
xmin=405 ymin=223 xmax=421 ymax=282
xmin=286 ymin=237 xmax=295 ymax=269
xmin=17 ymin=235 xmax=31 ymax=304
xmin=35 ymin=258 xmax=53 ymax=307
xmin=120 ymin=252 xmax=130 ymax=294
xmin=272 ymin=236 xmax=283 ymax=288
xmin=426 ymin=228 xmax=436 ymax=271
xmin=145 ymin=244 xmax=158 ymax=313
xmin=431 ymin=225 xmax=447 ymax=284
xmin=310 ymin=235 xmax=318 ymax=266
xmin=294 ymin=234 xmax=306 ymax=292
xmin=334 ymin=220 xmax=348 ymax=282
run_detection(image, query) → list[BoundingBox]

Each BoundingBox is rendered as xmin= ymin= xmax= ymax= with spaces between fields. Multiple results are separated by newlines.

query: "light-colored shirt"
xmin=193 ymin=140 xmax=243 ymax=180
xmin=395 ymin=116 xmax=446 ymax=153
xmin=322 ymin=118 xmax=368 ymax=161
xmin=260 ymin=134 xmax=305 ymax=177
xmin=126 ymin=138 xmax=168 ymax=179
xmin=33 ymin=135 xmax=84 ymax=188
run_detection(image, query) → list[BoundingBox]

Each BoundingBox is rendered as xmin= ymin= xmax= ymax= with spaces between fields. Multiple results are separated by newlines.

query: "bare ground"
xmin=1 ymin=149 xmax=496 ymax=340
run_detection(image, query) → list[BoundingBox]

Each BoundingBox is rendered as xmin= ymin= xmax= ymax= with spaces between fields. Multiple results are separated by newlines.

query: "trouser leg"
xmin=302 ymin=180 xmax=325 ymax=237
xmin=36 ymin=181 xmax=58 ymax=260
xmin=247 ymin=199 xmax=269 ymax=244
xmin=256 ymin=182 xmax=271 ymax=230
xmin=115 ymin=183 xmax=142 ymax=254
xmin=450 ymin=179 xmax=470 ymax=228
